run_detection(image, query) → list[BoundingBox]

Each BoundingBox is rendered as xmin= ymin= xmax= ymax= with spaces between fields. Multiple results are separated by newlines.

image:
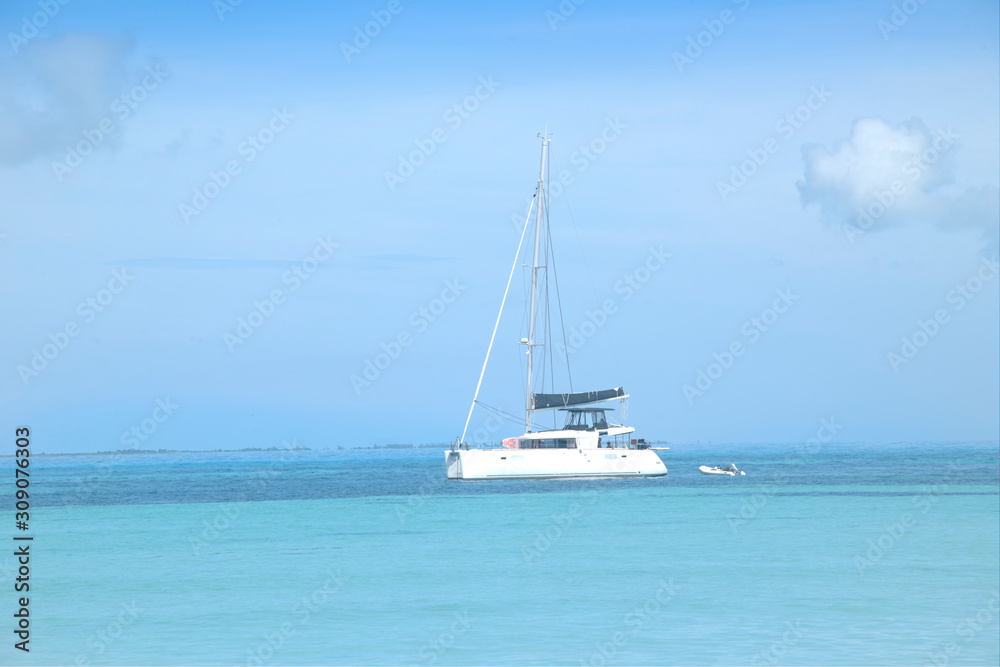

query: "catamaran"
xmin=445 ymin=134 xmax=667 ymax=480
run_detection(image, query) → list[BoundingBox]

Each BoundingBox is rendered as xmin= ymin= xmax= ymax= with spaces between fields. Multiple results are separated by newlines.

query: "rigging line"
xmin=519 ymin=250 xmax=530 ymax=414
xmin=479 ymin=402 xmax=550 ymax=433
xmin=517 ymin=208 xmax=530 ymax=414
xmin=543 ymin=284 xmax=551 ymax=392
xmin=551 ymin=145 xmax=622 ymax=379
xmin=544 ymin=236 xmax=556 ymax=428
xmin=476 ymin=402 xmax=528 ymax=427
xmin=460 ymin=192 xmax=537 ymax=443
xmin=546 ymin=214 xmax=573 ymax=392
xmin=517 ymin=337 xmax=526 ymax=419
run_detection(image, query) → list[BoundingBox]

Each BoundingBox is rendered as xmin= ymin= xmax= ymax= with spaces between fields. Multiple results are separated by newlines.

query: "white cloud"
xmin=797 ymin=117 xmax=998 ymax=239
xmin=0 ymin=34 xmax=132 ymax=165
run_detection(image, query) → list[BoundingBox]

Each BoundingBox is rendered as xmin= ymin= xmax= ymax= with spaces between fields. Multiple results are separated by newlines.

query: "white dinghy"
xmin=699 ymin=464 xmax=745 ymax=476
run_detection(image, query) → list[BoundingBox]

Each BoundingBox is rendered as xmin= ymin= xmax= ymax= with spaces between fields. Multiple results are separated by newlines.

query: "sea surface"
xmin=1 ymin=442 xmax=997 ymax=666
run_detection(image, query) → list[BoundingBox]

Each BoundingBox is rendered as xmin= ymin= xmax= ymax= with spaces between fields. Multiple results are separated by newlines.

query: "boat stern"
xmin=445 ymin=450 xmax=463 ymax=479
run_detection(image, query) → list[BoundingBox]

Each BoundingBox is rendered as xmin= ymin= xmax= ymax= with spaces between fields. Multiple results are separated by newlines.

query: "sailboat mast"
xmin=525 ymin=135 xmax=549 ymax=433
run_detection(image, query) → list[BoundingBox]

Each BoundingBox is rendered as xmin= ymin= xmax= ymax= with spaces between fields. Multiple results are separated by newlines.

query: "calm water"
xmin=1 ymin=442 xmax=997 ymax=666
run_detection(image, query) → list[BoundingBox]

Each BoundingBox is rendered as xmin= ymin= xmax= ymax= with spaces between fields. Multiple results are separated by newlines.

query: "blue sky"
xmin=1 ymin=0 xmax=997 ymax=452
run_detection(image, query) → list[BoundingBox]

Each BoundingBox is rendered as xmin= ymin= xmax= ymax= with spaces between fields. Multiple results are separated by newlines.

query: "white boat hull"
xmin=446 ymin=448 xmax=667 ymax=480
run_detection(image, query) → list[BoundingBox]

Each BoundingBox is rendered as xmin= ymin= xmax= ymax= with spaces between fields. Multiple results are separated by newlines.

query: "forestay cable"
xmin=460 ymin=192 xmax=537 ymax=443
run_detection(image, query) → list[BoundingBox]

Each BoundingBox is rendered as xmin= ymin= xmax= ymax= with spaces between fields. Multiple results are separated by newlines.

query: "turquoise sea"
xmin=1 ymin=442 xmax=997 ymax=666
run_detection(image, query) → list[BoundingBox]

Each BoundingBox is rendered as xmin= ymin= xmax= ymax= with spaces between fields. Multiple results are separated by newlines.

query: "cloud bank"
xmin=797 ymin=117 xmax=998 ymax=240
xmin=0 ymin=34 xmax=132 ymax=165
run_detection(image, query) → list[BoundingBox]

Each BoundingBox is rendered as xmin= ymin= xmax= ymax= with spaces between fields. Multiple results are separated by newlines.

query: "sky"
xmin=0 ymin=0 xmax=997 ymax=453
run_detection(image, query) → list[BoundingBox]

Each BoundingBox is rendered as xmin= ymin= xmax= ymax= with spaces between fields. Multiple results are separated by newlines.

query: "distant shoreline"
xmin=1 ymin=443 xmax=456 ymax=457
xmin=2 ymin=440 xmax=994 ymax=457
xmin=4 ymin=446 xmax=315 ymax=457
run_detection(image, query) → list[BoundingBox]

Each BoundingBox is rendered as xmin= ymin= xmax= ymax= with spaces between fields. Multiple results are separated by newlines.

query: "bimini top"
xmin=530 ymin=387 xmax=627 ymax=410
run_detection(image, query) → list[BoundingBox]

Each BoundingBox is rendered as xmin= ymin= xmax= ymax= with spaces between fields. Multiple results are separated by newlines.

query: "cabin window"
xmin=523 ymin=438 xmax=577 ymax=449
xmin=562 ymin=409 xmax=611 ymax=431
